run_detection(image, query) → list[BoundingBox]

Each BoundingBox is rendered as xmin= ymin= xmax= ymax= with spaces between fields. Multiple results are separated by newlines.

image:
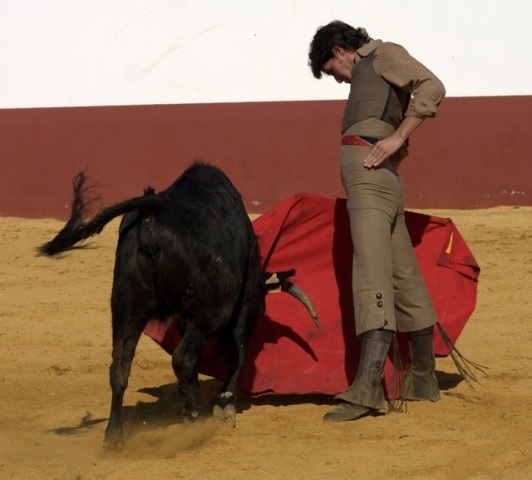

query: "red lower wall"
xmin=1 ymin=96 xmax=530 ymax=219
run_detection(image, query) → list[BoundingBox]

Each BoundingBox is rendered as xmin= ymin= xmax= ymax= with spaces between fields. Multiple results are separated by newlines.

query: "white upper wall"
xmin=1 ymin=0 xmax=530 ymax=108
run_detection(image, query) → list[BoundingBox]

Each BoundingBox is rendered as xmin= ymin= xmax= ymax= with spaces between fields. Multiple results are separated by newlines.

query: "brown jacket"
xmin=342 ymin=40 xmax=446 ymax=133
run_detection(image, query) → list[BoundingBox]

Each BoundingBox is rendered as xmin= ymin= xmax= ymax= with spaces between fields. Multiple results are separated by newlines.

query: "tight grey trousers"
xmin=340 ymin=120 xmax=438 ymax=335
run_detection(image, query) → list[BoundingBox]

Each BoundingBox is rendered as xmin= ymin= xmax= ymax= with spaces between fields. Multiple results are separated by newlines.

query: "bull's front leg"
xmin=213 ymin=338 xmax=246 ymax=428
xmin=214 ymin=286 xmax=262 ymax=428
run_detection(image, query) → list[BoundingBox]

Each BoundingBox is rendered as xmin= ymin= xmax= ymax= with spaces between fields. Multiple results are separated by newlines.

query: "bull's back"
xmin=166 ymin=163 xmax=257 ymax=263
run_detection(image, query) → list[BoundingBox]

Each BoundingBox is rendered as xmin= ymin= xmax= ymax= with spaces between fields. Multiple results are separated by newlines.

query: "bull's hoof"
xmin=213 ymin=391 xmax=236 ymax=427
xmin=323 ymin=402 xmax=371 ymax=422
xmin=213 ymin=404 xmax=236 ymax=428
xmin=183 ymin=409 xmax=200 ymax=424
xmin=103 ymin=431 xmax=125 ymax=451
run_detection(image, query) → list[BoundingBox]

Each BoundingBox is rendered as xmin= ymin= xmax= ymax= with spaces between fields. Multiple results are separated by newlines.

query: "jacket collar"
xmin=357 ymin=39 xmax=382 ymax=58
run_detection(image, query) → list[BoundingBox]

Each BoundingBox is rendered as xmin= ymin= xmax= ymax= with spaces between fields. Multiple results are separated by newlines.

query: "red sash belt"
xmin=341 ymin=135 xmax=378 ymax=146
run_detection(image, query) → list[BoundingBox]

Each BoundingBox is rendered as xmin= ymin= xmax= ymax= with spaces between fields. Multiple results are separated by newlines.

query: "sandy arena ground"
xmin=0 ymin=206 xmax=531 ymax=480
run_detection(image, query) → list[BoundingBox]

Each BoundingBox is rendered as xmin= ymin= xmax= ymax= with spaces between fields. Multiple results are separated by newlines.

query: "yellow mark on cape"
xmin=445 ymin=231 xmax=454 ymax=254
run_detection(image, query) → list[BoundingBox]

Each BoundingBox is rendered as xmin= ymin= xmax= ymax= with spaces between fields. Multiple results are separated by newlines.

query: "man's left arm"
xmin=363 ymin=116 xmax=424 ymax=168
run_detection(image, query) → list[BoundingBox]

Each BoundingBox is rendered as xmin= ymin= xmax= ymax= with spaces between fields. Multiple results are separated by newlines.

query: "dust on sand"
xmin=0 ymin=207 xmax=530 ymax=480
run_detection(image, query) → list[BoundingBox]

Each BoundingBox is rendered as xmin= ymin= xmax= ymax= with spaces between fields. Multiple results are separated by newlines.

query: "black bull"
xmin=39 ymin=163 xmax=319 ymax=448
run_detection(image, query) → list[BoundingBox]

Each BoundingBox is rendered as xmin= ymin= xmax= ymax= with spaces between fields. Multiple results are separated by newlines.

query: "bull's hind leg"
xmin=104 ymin=317 xmax=146 ymax=450
xmin=171 ymin=328 xmax=209 ymax=422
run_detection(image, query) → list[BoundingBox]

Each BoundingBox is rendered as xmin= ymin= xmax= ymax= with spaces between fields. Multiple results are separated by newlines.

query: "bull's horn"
xmin=281 ymin=280 xmax=320 ymax=329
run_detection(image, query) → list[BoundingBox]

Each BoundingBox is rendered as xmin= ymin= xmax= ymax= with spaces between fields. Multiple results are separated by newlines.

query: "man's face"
xmin=321 ymin=47 xmax=355 ymax=84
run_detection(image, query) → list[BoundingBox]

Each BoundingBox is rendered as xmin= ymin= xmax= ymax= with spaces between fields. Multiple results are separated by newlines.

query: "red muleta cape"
xmin=144 ymin=193 xmax=480 ymax=399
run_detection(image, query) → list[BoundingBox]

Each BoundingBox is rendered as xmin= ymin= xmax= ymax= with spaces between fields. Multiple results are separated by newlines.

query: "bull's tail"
xmin=38 ymin=172 xmax=162 ymax=256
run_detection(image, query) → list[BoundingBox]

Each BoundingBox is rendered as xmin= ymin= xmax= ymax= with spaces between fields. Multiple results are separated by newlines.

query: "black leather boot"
xmin=403 ymin=326 xmax=440 ymax=402
xmin=323 ymin=329 xmax=393 ymax=422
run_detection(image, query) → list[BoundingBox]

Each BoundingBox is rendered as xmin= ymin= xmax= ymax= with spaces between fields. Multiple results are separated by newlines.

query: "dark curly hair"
xmin=308 ymin=21 xmax=372 ymax=79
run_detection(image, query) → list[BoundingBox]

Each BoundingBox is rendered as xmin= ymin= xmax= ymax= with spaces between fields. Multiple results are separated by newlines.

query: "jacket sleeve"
xmin=374 ymin=42 xmax=446 ymax=118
